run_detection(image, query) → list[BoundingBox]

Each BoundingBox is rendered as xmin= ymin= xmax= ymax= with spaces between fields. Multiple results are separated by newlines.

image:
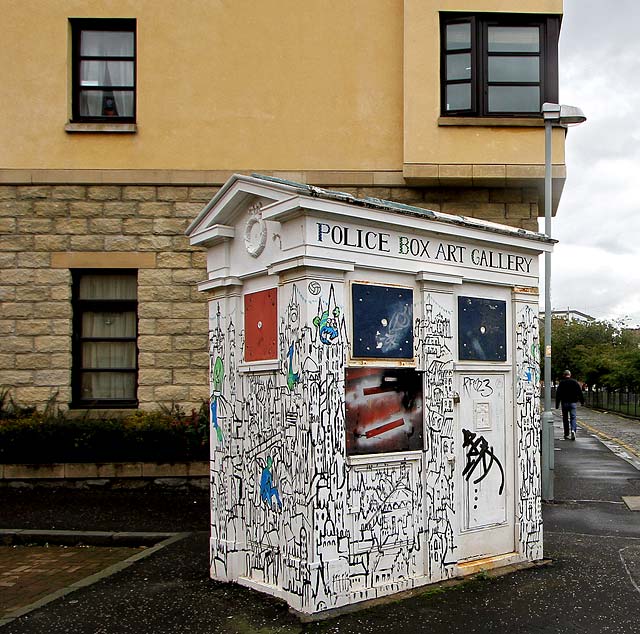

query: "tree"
xmin=540 ymin=317 xmax=640 ymax=389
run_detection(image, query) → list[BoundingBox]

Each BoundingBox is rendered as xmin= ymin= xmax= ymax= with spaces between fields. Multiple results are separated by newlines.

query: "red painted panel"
xmin=244 ymin=288 xmax=278 ymax=361
xmin=345 ymin=367 xmax=424 ymax=456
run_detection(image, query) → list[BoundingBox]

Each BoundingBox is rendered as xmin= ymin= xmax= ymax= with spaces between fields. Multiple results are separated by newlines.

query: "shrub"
xmin=0 ymin=391 xmax=210 ymax=464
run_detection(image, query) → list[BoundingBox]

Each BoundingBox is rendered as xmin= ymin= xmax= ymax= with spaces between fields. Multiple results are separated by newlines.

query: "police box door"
xmin=454 ymin=294 xmax=515 ymax=563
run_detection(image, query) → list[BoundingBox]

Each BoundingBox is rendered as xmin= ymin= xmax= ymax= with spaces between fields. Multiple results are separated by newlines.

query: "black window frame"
xmin=440 ymin=12 xmax=559 ymax=118
xmin=71 ymin=269 xmax=139 ymax=409
xmin=70 ymin=18 xmax=137 ymax=124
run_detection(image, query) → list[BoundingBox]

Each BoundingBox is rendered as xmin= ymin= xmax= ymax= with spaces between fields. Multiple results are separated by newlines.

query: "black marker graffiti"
xmin=416 ymin=294 xmax=455 ymax=576
xmin=462 ymin=376 xmax=493 ymax=397
xmin=515 ymin=304 xmax=542 ymax=560
xmin=208 ymin=285 xmax=541 ymax=612
xmin=462 ymin=428 xmax=505 ymax=495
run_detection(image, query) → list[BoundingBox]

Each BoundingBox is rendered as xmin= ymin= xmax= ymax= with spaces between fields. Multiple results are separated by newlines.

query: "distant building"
xmin=540 ymin=309 xmax=595 ymax=323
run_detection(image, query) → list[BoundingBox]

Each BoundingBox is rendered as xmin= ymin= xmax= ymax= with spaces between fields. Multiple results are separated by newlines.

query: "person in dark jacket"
xmin=555 ymin=369 xmax=585 ymax=440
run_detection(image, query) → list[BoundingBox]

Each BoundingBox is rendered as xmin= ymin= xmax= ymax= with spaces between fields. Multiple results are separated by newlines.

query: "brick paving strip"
xmin=0 ymin=531 xmax=189 ymax=628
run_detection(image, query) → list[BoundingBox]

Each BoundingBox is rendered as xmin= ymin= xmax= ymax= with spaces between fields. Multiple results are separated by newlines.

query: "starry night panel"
xmin=458 ymin=296 xmax=507 ymax=361
xmin=352 ymin=283 xmax=414 ymax=359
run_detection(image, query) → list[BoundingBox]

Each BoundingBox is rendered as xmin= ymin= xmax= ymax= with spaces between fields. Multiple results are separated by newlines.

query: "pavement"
xmin=2 ymin=407 xmax=640 ymax=633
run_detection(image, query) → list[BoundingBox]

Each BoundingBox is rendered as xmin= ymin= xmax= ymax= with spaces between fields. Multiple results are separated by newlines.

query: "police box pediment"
xmin=186 ymin=174 xmax=295 ymax=247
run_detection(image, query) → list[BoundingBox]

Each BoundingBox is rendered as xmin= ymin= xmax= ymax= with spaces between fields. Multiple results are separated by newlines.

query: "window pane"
xmin=446 ymin=23 xmax=471 ymax=50
xmin=488 ymin=26 xmax=539 ymax=53
xmin=488 ymin=85 xmax=540 ymax=113
xmin=83 ymin=342 xmax=136 ymax=369
xmin=81 ymin=30 xmax=134 ymax=57
xmin=82 ymin=311 xmax=136 ymax=338
xmin=446 ymin=83 xmax=471 ymax=111
xmin=489 ymin=56 xmax=539 ymax=83
xmin=81 ymin=372 xmax=136 ymax=400
xmin=79 ymin=90 xmax=134 ymax=117
xmin=81 ymin=61 xmax=134 ymax=87
xmin=447 ymin=53 xmax=471 ymax=81
xmin=79 ymin=274 xmax=137 ymax=300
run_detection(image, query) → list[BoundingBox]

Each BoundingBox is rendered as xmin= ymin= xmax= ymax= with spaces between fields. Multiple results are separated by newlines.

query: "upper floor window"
xmin=70 ymin=18 xmax=136 ymax=123
xmin=440 ymin=13 xmax=559 ymax=117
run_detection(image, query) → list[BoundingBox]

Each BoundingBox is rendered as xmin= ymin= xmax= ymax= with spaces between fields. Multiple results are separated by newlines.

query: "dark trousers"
xmin=561 ymin=402 xmax=578 ymax=436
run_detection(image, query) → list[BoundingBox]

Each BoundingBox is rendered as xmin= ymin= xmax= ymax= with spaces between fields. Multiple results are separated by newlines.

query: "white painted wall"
xmin=193 ymin=176 xmax=546 ymax=614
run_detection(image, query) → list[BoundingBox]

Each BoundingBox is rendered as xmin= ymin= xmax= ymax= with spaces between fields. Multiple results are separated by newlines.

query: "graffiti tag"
xmin=462 ymin=428 xmax=505 ymax=495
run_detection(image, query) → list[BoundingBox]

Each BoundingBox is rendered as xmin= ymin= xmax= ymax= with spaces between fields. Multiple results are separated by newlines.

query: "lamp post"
xmin=541 ymin=103 xmax=586 ymax=502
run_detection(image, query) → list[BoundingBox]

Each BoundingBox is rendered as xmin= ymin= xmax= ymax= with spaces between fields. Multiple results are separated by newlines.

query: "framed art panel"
xmin=345 ymin=367 xmax=423 ymax=456
xmin=244 ymin=288 xmax=278 ymax=361
xmin=458 ymin=296 xmax=507 ymax=361
xmin=352 ymin=283 xmax=413 ymax=359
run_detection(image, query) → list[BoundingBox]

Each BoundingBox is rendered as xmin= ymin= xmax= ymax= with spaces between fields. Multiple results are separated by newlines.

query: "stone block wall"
xmin=0 ymin=184 xmax=217 ymax=411
xmin=0 ymin=181 xmax=538 ymax=412
xmin=349 ymin=185 xmax=540 ymax=233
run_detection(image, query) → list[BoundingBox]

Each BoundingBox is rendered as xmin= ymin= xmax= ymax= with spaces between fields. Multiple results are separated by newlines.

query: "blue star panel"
xmin=458 ymin=296 xmax=507 ymax=361
xmin=352 ymin=283 xmax=413 ymax=359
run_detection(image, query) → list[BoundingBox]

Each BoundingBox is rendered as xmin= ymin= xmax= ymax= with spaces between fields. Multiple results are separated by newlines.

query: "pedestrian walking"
xmin=555 ymin=369 xmax=585 ymax=440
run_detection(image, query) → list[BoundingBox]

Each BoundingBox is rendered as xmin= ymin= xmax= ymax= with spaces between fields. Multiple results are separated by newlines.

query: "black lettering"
xmin=365 ymin=231 xmax=378 ymax=250
xmin=343 ymin=227 xmax=357 ymax=248
xmin=317 ymin=222 xmax=330 ymax=242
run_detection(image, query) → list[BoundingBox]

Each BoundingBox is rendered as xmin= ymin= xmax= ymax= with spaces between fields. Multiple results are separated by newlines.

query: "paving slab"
xmin=0 ymin=533 xmax=189 ymax=628
xmin=0 ymin=545 xmax=139 ymax=621
xmin=622 ymin=496 xmax=640 ymax=511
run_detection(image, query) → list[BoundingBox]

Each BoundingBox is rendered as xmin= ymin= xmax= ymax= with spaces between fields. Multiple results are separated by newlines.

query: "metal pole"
xmin=541 ymin=116 xmax=555 ymax=502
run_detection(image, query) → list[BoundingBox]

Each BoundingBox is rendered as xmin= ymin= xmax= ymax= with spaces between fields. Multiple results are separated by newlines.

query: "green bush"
xmin=0 ymin=391 xmax=210 ymax=464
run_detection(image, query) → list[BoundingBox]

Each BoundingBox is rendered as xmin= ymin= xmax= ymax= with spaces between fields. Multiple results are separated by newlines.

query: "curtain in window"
xmin=80 ymin=30 xmax=134 ymax=117
xmin=76 ymin=272 xmax=137 ymax=402
xmin=81 ymin=372 xmax=135 ymax=400
xmin=81 ymin=310 xmax=136 ymax=400
xmin=79 ymin=274 xmax=137 ymax=300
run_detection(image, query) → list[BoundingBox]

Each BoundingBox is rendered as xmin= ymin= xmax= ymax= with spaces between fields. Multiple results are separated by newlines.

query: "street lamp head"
xmin=542 ymin=102 xmax=587 ymax=126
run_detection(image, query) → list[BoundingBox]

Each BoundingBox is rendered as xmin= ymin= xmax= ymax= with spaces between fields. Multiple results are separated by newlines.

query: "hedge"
xmin=0 ymin=392 xmax=209 ymax=464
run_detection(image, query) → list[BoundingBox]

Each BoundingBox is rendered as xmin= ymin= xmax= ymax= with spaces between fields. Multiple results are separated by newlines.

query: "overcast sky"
xmin=547 ymin=0 xmax=640 ymax=326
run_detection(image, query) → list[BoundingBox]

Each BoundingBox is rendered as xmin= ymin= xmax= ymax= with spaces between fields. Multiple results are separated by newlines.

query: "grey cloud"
xmin=553 ymin=0 xmax=640 ymax=310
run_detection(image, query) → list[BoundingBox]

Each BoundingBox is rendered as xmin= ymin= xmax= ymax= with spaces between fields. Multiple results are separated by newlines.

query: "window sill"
xmin=438 ymin=117 xmax=544 ymax=128
xmin=65 ymin=122 xmax=137 ymax=134
xmin=66 ymin=407 xmax=138 ymax=418
xmin=69 ymin=401 xmax=138 ymax=410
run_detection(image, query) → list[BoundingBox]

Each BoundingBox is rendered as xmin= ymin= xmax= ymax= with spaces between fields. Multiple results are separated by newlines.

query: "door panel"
xmin=461 ymin=374 xmax=506 ymax=529
xmin=455 ymin=372 xmax=514 ymax=562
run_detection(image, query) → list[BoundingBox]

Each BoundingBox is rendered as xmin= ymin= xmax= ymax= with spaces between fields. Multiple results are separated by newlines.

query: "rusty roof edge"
xmin=251 ymin=173 xmax=555 ymax=245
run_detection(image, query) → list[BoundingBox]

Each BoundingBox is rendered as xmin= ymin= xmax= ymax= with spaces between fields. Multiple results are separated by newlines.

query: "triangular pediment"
xmin=185 ymin=174 xmax=300 ymax=246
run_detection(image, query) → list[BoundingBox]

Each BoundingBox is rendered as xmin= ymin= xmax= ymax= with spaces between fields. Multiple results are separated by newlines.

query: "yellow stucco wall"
xmin=2 ymin=0 xmax=563 ymax=173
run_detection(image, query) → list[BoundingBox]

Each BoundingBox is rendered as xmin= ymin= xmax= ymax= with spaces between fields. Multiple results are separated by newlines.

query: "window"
xmin=71 ymin=270 xmax=138 ymax=408
xmin=441 ymin=13 xmax=559 ymax=117
xmin=70 ymin=18 xmax=136 ymax=122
